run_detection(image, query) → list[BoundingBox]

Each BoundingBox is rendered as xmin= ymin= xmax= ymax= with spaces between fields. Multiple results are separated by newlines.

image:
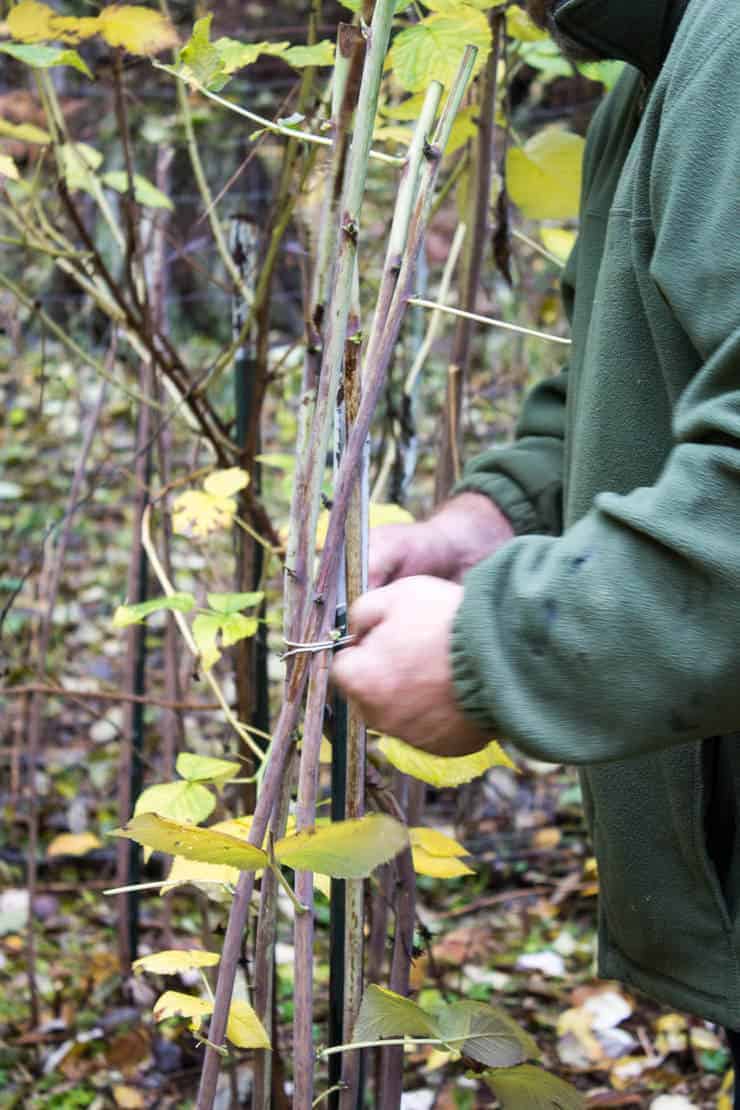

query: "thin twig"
xmin=407 ymin=297 xmax=571 ymax=344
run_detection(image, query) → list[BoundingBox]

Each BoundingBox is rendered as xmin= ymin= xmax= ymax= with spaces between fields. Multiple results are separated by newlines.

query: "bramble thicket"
xmin=2 ymin=2 xmax=729 ymax=1108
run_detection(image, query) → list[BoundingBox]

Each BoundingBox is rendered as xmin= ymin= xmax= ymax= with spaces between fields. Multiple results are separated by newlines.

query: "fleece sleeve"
xmin=450 ymin=30 xmax=740 ymax=765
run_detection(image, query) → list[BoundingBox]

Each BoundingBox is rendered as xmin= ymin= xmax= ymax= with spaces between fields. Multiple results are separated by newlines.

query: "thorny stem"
xmin=194 ymin=43 xmax=477 ymax=1110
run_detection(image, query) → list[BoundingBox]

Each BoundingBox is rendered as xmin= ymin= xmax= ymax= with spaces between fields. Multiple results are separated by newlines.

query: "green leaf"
xmin=507 ymin=128 xmax=584 ymax=220
xmin=219 ymin=613 xmax=258 ymax=648
xmin=281 ymin=41 xmax=335 ymax=68
xmin=385 ymin=9 xmax=491 ymax=92
xmin=354 ymin=985 xmax=440 ymax=1042
xmin=112 ymin=813 xmax=268 ymax=871
xmin=192 ymin=612 xmax=223 ymax=671
xmin=518 ymin=39 xmax=572 ymax=80
xmin=134 ymin=781 xmax=215 ymax=826
xmin=112 ymin=593 xmax=195 ymax=628
xmin=179 ymin=15 xmax=229 ymax=90
xmin=175 ymin=752 xmax=241 ymax=787
xmin=0 ymin=42 xmax=93 ymax=78
xmin=58 ymin=141 xmax=103 ymax=194
xmin=578 ymin=59 xmax=624 ymax=89
xmin=438 ymin=1001 xmax=538 ymax=1068
xmin=484 ymin=1064 xmax=585 ymax=1108
xmin=206 ymin=591 xmax=264 ymax=614
xmin=226 ymin=998 xmax=271 ymax=1049
xmin=101 ymin=170 xmax=174 ymax=210
xmin=0 ymin=118 xmax=50 ymax=143
xmin=378 ymin=735 xmax=515 ymax=787
xmin=275 ymin=814 xmax=408 ymax=878
xmin=213 ymin=37 xmax=289 ymax=74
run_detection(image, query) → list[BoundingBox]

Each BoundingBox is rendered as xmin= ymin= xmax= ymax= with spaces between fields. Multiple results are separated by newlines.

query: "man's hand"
xmin=331 ymin=575 xmax=490 ymax=758
xmin=369 ymin=492 xmax=514 ymax=589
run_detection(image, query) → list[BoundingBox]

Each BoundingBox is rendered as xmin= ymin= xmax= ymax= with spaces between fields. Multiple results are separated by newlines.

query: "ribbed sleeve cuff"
xmin=451 ymin=471 xmax=541 ymax=537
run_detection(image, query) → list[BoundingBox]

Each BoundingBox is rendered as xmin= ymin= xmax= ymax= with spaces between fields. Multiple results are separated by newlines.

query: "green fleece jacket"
xmin=451 ymin=0 xmax=740 ymax=1026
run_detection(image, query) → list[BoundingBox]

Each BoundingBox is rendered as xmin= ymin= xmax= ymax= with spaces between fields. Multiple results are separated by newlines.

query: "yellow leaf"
xmin=7 ymin=0 xmax=55 ymax=43
xmin=113 ymin=812 xmax=268 ymax=871
xmin=0 ymin=153 xmax=20 ymax=181
xmin=172 ymin=490 xmax=235 ymax=538
xmin=226 ymin=998 xmax=271 ymax=1049
xmin=153 ymin=989 xmax=212 ymax=1027
xmin=507 ymin=128 xmax=585 ymax=220
xmin=506 ymin=4 xmax=549 ymax=42
xmin=540 ymin=227 xmax=576 ymax=264
xmin=718 ymin=1067 xmax=734 ymax=1110
xmin=412 ymin=845 xmax=474 ymax=878
xmin=275 ymin=814 xmax=408 ymax=879
xmin=162 ymin=855 xmax=239 ymax=899
xmin=112 ymin=1087 xmax=145 ymax=1110
xmin=316 ymin=502 xmax=414 ymax=550
xmin=45 ymin=14 xmax=101 ymax=42
xmin=98 ymin=5 xmax=179 ymax=56
xmin=133 ymin=949 xmax=220 ymax=975
xmin=203 ymin=467 xmax=249 ymax=498
xmin=0 ymin=118 xmax=50 ymax=143
xmin=47 ymin=831 xmax=101 ymax=857
xmin=409 ymin=827 xmax=468 ymax=858
xmin=378 ymin=735 xmax=516 ymax=787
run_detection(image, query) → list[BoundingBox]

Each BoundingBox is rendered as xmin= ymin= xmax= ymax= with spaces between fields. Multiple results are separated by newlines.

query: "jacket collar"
xmin=553 ymin=0 xmax=691 ymax=79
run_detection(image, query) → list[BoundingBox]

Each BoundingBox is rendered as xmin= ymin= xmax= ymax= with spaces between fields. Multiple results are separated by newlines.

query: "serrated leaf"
xmin=203 ymin=467 xmax=249 ymax=497
xmin=206 ymin=591 xmax=263 ymax=614
xmin=484 ymin=1063 xmax=585 ymax=1108
xmin=113 ymin=813 xmax=268 ymax=871
xmin=412 ymin=846 xmax=475 ymax=878
xmin=176 ymin=752 xmax=241 ymax=786
xmin=192 ymin=612 xmax=223 ymax=671
xmin=0 ymin=118 xmax=51 ymax=143
xmin=112 ymin=592 xmax=194 ymax=627
xmin=354 ymin=985 xmax=440 ymax=1042
xmin=220 ymin=613 xmax=258 ymax=648
xmin=162 ymin=855 xmax=238 ymax=899
xmin=0 ymin=154 xmax=19 ymax=181
xmin=58 ymin=141 xmax=103 ymax=193
xmin=47 ymin=832 xmax=101 ymax=857
xmin=385 ymin=9 xmax=491 ymax=92
xmin=539 ymin=228 xmax=576 ymax=264
xmin=101 ymin=170 xmax=173 ymax=209
xmin=281 ymin=40 xmax=335 ymax=68
xmin=275 ymin=814 xmax=408 ymax=878
xmin=378 ymin=735 xmax=515 ymax=787
xmin=438 ymin=1001 xmax=538 ymax=1067
xmin=0 ymin=42 xmax=93 ymax=77
xmin=98 ymin=5 xmax=179 ymax=56
xmin=507 ymin=128 xmax=584 ymax=220
xmin=213 ymin=36 xmax=289 ymax=75
xmin=179 ymin=15 xmax=229 ymax=90
xmin=134 ymin=781 xmax=215 ymax=826
xmin=133 ymin=949 xmax=219 ymax=975
xmin=226 ymin=998 xmax=271 ymax=1049
xmin=172 ymin=490 xmax=235 ymax=538
xmin=153 ymin=990 xmax=212 ymax=1025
